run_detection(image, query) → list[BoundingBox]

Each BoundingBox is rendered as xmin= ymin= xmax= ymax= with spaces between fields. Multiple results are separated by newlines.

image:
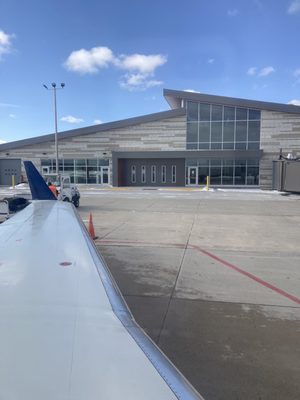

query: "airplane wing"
xmin=0 ymin=162 xmax=204 ymax=400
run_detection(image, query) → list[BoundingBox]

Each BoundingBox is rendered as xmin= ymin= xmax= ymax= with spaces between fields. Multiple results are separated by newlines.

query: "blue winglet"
xmin=24 ymin=161 xmax=57 ymax=200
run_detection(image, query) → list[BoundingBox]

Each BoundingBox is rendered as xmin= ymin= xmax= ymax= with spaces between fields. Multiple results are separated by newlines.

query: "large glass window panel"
xmin=236 ymin=108 xmax=248 ymax=120
xmin=187 ymin=122 xmax=198 ymax=143
xmin=210 ymin=159 xmax=222 ymax=166
xmin=247 ymin=166 xmax=259 ymax=185
xmin=98 ymin=159 xmax=109 ymax=166
xmin=211 ymin=142 xmax=222 ymax=149
xmin=200 ymin=103 xmax=210 ymax=121
xmin=87 ymin=167 xmax=97 ymax=183
xmin=187 ymin=101 xmax=199 ymax=121
xmin=211 ymin=104 xmax=223 ymax=121
xmin=248 ymin=142 xmax=260 ymax=150
xmin=235 ymin=142 xmax=247 ymax=150
xmin=210 ymin=166 xmax=222 ymax=184
xmin=198 ymin=166 xmax=209 ymax=184
xmin=198 ymin=159 xmax=209 ymax=166
xmin=248 ymin=121 xmax=260 ymax=141
xmin=249 ymin=109 xmax=261 ymax=120
xmin=223 ymin=121 xmax=234 ymax=142
xmin=75 ymin=159 xmax=86 ymax=183
xmin=211 ymin=122 xmax=222 ymax=142
xmin=224 ymin=106 xmax=235 ymax=121
xmin=222 ymin=161 xmax=234 ymax=185
xmin=235 ymin=161 xmax=246 ymax=185
xmin=198 ymin=142 xmax=210 ymax=149
xmin=236 ymin=121 xmax=247 ymax=142
xmin=199 ymin=122 xmax=210 ymax=142
xmin=223 ymin=142 xmax=234 ymax=149
xmin=187 ymin=142 xmax=198 ymax=150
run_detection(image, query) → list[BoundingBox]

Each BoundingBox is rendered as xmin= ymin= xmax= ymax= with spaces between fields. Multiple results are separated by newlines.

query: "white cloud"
xmin=120 ymin=73 xmax=163 ymax=91
xmin=117 ymin=54 xmax=167 ymax=74
xmin=287 ymin=0 xmax=300 ymax=14
xmin=94 ymin=119 xmax=103 ymax=124
xmin=64 ymin=46 xmax=167 ymax=90
xmin=247 ymin=67 xmax=257 ymax=76
xmin=0 ymin=30 xmax=14 ymax=59
xmin=207 ymin=58 xmax=215 ymax=64
xmin=64 ymin=46 xmax=114 ymax=74
xmin=288 ymin=99 xmax=300 ymax=106
xmin=258 ymin=66 xmax=275 ymax=76
xmin=9 ymin=113 xmax=16 ymax=119
xmin=0 ymin=102 xmax=18 ymax=108
xmin=61 ymin=115 xmax=84 ymax=124
xmin=0 ymin=139 xmax=6 ymax=144
xmin=293 ymin=68 xmax=300 ymax=79
xmin=227 ymin=9 xmax=239 ymax=17
xmin=248 ymin=66 xmax=275 ymax=77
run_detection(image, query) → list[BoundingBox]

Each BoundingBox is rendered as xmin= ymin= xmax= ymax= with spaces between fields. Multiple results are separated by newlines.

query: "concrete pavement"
xmin=78 ymin=189 xmax=300 ymax=400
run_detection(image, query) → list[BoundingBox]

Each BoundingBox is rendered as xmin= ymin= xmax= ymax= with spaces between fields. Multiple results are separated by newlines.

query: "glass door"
xmin=97 ymin=167 xmax=110 ymax=185
xmin=188 ymin=166 xmax=198 ymax=185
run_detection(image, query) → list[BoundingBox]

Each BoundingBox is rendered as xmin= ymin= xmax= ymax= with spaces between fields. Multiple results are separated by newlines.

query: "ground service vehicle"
xmin=44 ymin=174 xmax=80 ymax=207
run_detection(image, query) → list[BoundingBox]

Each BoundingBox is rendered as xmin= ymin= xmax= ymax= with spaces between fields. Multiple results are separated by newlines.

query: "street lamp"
xmin=43 ymin=82 xmax=65 ymax=179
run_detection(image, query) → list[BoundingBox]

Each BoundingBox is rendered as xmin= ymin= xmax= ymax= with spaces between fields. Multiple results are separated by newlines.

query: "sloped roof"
xmin=0 ymin=108 xmax=185 ymax=151
xmin=164 ymin=88 xmax=300 ymax=114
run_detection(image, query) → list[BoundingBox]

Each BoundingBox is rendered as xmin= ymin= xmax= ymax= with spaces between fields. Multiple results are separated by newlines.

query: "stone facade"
xmin=260 ymin=110 xmax=300 ymax=188
xmin=0 ymin=115 xmax=186 ymax=181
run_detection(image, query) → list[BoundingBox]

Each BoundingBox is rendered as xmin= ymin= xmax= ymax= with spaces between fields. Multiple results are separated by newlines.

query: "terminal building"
xmin=1 ymin=88 xmax=300 ymax=188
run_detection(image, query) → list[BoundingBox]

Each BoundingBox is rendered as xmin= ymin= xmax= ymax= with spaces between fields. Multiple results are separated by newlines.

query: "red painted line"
xmin=96 ymin=238 xmax=300 ymax=306
xmin=189 ymin=244 xmax=300 ymax=306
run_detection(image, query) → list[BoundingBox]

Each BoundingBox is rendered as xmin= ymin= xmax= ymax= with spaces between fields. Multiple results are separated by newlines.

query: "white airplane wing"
xmin=0 ymin=162 xmax=204 ymax=400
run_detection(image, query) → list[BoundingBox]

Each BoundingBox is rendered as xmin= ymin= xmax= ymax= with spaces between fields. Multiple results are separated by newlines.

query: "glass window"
xmin=248 ymin=120 xmax=260 ymax=142
xmin=200 ymin=103 xmax=210 ymax=121
xmin=211 ymin=105 xmax=223 ymax=121
xmin=75 ymin=159 xmax=86 ymax=183
xmin=236 ymin=121 xmax=247 ymax=142
xmin=236 ymin=108 xmax=248 ymax=120
xmin=222 ymin=160 xmax=234 ymax=185
xmin=211 ymin=121 xmax=222 ymax=142
xmin=151 ymin=165 xmax=156 ymax=183
xmin=234 ymin=161 xmax=246 ymax=185
xmin=161 ymin=165 xmax=166 ymax=183
xmin=198 ymin=142 xmax=210 ymax=149
xmin=198 ymin=166 xmax=209 ymax=184
xmin=187 ymin=102 xmax=199 ymax=121
xmin=248 ymin=142 xmax=260 ymax=150
xmin=249 ymin=109 xmax=261 ymax=120
xmin=210 ymin=166 xmax=222 ymax=184
xmin=131 ymin=165 xmax=136 ymax=183
xmin=211 ymin=142 xmax=222 ymax=149
xmin=199 ymin=122 xmax=210 ymax=142
xmin=223 ymin=142 xmax=234 ymax=149
xmin=223 ymin=121 xmax=234 ymax=142
xmin=247 ymin=166 xmax=259 ymax=185
xmin=187 ymin=142 xmax=198 ymax=150
xmin=224 ymin=106 xmax=235 ymax=121
xmin=235 ymin=142 xmax=247 ymax=150
xmin=187 ymin=122 xmax=198 ymax=143
xmin=171 ymin=165 xmax=176 ymax=183
xmin=141 ymin=165 xmax=146 ymax=184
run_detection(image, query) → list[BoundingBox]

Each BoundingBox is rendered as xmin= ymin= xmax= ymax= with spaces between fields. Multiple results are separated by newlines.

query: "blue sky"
xmin=1 ymin=0 xmax=300 ymax=143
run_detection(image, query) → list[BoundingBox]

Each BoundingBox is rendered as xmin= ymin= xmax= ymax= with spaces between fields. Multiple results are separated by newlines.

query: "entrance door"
xmin=188 ymin=166 xmax=198 ymax=185
xmin=97 ymin=167 xmax=110 ymax=185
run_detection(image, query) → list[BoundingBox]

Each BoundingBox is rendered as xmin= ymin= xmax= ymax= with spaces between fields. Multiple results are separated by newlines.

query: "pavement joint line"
xmin=123 ymin=294 xmax=300 ymax=308
xmin=95 ymin=238 xmax=300 ymax=306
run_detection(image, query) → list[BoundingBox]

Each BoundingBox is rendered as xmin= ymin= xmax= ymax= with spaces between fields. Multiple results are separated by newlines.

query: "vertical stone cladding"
xmin=260 ymin=110 xmax=300 ymax=189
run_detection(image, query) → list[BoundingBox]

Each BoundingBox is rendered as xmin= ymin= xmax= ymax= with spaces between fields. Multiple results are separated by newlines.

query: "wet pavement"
xmin=1 ymin=186 xmax=300 ymax=399
xmin=75 ymin=188 xmax=300 ymax=400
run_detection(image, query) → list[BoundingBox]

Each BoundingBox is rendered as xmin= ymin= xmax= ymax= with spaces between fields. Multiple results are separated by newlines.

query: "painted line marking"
xmin=95 ymin=239 xmax=300 ymax=306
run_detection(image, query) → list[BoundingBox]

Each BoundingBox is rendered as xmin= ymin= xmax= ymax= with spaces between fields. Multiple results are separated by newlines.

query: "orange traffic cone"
xmin=88 ymin=213 xmax=98 ymax=240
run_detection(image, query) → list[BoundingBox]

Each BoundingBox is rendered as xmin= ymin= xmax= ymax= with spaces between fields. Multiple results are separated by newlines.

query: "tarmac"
xmin=79 ymin=188 xmax=300 ymax=400
xmin=1 ymin=185 xmax=300 ymax=399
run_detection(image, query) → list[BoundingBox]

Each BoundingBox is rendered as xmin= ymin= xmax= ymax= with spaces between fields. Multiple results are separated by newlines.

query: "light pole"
xmin=43 ymin=82 xmax=65 ymax=179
